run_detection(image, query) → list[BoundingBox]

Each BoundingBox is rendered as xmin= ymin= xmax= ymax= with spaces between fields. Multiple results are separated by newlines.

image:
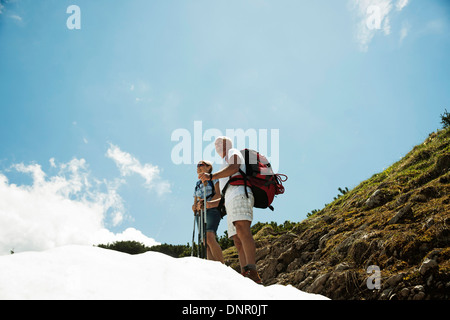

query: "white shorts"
xmin=226 ymin=193 xmax=254 ymax=238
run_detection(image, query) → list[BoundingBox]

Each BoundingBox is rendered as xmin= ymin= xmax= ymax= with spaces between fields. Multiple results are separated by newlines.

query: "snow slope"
xmin=0 ymin=245 xmax=328 ymax=300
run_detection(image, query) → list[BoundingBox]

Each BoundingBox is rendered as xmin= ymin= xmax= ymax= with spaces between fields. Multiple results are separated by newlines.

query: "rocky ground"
xmin=223 ymin=128 xmax=450 ymax=300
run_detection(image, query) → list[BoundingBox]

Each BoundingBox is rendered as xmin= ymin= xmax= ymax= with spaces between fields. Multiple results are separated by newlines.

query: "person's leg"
xmin=227 ymin=193 xmax=261 ymax=283
xmin=206 ymin=231 xmax=224 ymax=263
xmin=205 ymin=208 xmax=224 ymax=263
xmin=231 ymin=234 xmax=247 ymax=272
xmin=226 ymin=193 xmax=254 ymax=272
xmin=235 ymin=221 xmax=261 ymax=283
xmin=233 ymin=220 xmax=256 ymax=266
xmin=206 ymin=239 xmax=213 ymax=260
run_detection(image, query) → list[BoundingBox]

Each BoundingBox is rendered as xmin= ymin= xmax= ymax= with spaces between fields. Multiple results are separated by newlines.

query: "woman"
xmin=192 ymin=160 xmax=224 ymax=263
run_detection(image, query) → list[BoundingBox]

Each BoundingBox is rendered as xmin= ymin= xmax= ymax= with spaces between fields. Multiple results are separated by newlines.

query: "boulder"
xmin=419 ymin=258 xmax=438 ymax=275
xmin=309 ymin=273 xmax=331 ymax=293
xmin=388 ymin=204 xmax=413 ymax=225
xmin=365 ymin=189 xmax=394 ymax=209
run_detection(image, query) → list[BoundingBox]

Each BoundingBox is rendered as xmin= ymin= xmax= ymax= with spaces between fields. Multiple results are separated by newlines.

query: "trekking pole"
xmin=203 ymin=182 xmax=208 ymax=260
xmin=198 ymin=210 xmax=203 ymax=258
xmin=198 ymin=215 xmax=202 ymax=258
xmin=191 ymin=214 xmax=196 ymax=257
xmin=200 ymin=208 xmax=206 ymax=259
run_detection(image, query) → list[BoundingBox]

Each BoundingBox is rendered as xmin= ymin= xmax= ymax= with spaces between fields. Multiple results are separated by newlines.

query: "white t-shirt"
xmin=218 ymin=148 xmax=253 ymax=202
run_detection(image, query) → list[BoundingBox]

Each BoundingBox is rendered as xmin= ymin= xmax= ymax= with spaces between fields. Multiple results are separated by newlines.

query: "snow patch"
xmin=0 ymin=245 xmax=328 ymax=300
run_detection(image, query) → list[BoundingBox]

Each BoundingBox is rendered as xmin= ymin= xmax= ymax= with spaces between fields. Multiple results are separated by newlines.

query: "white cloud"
xmin=350 ymin=0 xmax=410 ymax=51
xmin=49 ymin=158 xmax=56 ymax=168
xmin=0 ymin=158 xmax=158 ymax=255
xmin=0 ymin=1 xmax=23 ymax=22
xmin=396 ymin=0 xmax=409 ymax=11
xmin=9 ymin=14 xmax=21 ymax=21
xmin=399 ymin=22 xmax=410 ymax=44
xmin=106 ymin=144 xmax=171 ymax=196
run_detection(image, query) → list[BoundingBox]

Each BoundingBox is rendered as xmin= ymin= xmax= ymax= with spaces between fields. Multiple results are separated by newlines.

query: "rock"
xmin=348 ymin=240 xmax=369 ymax=265
xmin=322 ymin=215 xmax=335 ymax=224
xmin=413 ymin=291 xmax=426 ymax=300
xmin=293 ymin=270 xmax=306 ymax=283
xmin=365 ymin=190 xmax=385 ymax=209
xmin=277 ymin=246 xmax=299 ymax=267
xmin=418 ymin=186 xmax=440 ymax=199
xmin=294 ymin=239 xmax=308 ymax=251
xmin=413 ymin=285 xmax=425 ymax=293
xmin=335 ymin=231 xmax=365 ymax=256
xmin=414 ymin=153 xmax=450 ymax=187
xmin=410 ymin=285 xmax=427 ymax=300
xmin=299 ymin=251 xmax=313 ymax=264
xmin=436 ymin=228 xmax=450 ymax=245
xmin=389 ymin=293 xmax=398 ymax=300
xmin=395 ymin=192 xmax=412 ymax=206
xmin=399 ymin=287 xmax=410 ymax=298
xmin=259 ymin=258 xmax=278 ymax=280
xmin=298 ymin=276 xmax=314 ymax=290
xmin=426 ymin=274 xmax=434 ymax=287
xmin=365 ymin=189 xmax=396 ymax=209
xmin=255 ymin=246 xmax=270 ymax=262
xmin=410 ymin=194 xmax=427 ymax=203
xmin=318 ymin=231 xmax=335 ymax=249
xmin=388 ymin=204 xmax=413 ymax=225
xmin=309 ymin=273 xmax=331 ymax=293
xmin=419 ymin=258 xmax=438 ymax=275
xmin=276 ymin=263 xmax=284 ymax=272
xmin=386 ymin=273 xmax=404 ymax=287
xmin=434 ymin=153 xmax=450 ymax=175
xmin=380 ymin=288 xmax=393 ymax=300
xmin=286 ymin=258 xmax=302 ymax=272
xmin=335 ymin=262 xmax=351 ymax=272
xmin=424 ymin=217 xmax=435 ymax=229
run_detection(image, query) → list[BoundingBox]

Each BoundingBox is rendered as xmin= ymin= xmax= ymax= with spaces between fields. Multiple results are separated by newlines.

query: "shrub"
xmin=440 ymin=109 xmax=450 ymax=129
xmin=98 ymin=241 xmax=192 ymax=258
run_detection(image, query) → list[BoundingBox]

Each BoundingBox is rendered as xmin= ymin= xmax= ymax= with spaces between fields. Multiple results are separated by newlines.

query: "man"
xmin=199 ymin=136 xmax=261 ymax=284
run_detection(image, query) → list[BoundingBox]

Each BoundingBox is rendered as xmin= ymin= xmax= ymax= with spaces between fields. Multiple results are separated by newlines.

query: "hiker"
xmin=199 ymin=137 xmax=262 ymax=284
xmin=193 ymin=160 xmax=224 ymax=263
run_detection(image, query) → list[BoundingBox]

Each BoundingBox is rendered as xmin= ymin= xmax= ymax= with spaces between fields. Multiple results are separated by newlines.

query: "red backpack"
xmin=221 ymin=149 xmax=287 ymax=212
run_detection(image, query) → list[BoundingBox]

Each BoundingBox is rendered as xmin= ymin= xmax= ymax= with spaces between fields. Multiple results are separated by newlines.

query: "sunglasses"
xmin=197 ymin=162 xmax=210 ymax=168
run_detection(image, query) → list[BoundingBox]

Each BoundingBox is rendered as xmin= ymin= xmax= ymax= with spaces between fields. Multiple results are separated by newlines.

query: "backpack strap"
xmin=221 ymin=169 xmax=251 ymax=199
xmin=206 ymin=180 xmax=216 ymax=200
xmin=239 ymin=169 xmax=250 ymax=199
xmin=196 ymin=180 xmax=216 ymax=201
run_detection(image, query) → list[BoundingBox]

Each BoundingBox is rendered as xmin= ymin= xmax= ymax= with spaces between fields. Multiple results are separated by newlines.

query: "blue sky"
xmin=0 ymin=0 xmax=449 ymax=251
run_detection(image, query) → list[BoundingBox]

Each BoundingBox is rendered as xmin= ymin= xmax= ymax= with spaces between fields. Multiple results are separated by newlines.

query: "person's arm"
xmin=206 ymin=181 xmax=221 ymax=209
xmin=199 ymin=154 xmax=240 ymax=183
xmin=192 ymin=196 xmax=199 ymax=213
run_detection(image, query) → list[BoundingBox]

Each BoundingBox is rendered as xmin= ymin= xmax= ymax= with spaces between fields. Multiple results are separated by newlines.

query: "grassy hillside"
xmin=224 ymin=127 xmax=450 ymax=300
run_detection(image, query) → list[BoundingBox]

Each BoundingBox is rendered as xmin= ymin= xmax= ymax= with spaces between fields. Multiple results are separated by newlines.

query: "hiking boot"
xmin=243 ymin=268 xmax=262 ymax=285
